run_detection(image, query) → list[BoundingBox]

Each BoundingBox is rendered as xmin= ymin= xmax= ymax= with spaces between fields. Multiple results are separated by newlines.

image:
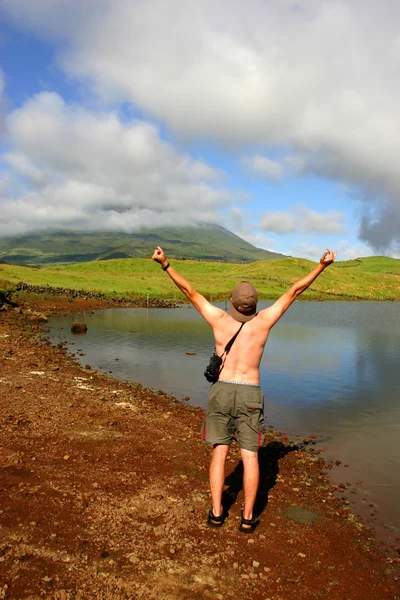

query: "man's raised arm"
xmin=260 ymin=249 xmax=336 ymax=329
xmin=152 ymin=246 xmax=226 ymax=326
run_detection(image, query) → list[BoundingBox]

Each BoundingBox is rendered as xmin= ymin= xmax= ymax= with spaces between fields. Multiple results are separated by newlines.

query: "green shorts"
xmin=201 ymin=380 xmax=265 ymax=453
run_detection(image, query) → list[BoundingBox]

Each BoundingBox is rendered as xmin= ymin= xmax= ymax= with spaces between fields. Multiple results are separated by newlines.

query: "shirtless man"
xmin=152 ymin=246 xmax=336 ymax=532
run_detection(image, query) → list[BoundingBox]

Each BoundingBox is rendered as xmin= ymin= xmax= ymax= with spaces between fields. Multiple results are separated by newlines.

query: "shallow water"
xmin=46 ymin=301 xmax=400 ymax=545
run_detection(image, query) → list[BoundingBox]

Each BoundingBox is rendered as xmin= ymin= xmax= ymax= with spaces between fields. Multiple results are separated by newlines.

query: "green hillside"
xmin=0 ymin=255 xmax=399 ymax=301
xmin=0 ymin=227 xmax=284 ymax=266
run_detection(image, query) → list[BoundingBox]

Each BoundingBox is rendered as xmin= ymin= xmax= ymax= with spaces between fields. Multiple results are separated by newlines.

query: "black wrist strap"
xmin=161 ymin=262 xmax=170 ymax=271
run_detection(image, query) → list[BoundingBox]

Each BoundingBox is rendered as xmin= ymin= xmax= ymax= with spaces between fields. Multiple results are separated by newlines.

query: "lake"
xmin=46 ymin=301 xmax=400 ymax=547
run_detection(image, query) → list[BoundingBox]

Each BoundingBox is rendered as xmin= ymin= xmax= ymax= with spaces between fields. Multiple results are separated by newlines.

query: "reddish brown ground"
xmin=0 ymin=298 xmax=399 ymax=600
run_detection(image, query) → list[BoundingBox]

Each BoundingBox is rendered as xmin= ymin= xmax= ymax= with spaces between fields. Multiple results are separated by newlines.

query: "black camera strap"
xmin=220 ymin=322 xmax=245 ymax=358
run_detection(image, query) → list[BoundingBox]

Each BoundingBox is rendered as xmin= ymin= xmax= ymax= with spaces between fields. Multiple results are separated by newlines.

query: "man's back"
xmin=212 ymin=314 xmax=270 ymax=385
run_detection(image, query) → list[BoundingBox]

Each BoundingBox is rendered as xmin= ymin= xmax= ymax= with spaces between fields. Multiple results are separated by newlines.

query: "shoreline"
xmin=1 ymin=297 xmax=399 ymax=599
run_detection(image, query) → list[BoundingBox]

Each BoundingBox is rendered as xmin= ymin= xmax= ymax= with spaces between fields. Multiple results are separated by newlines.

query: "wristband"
xmin=161 ymin=262 xmax=170 ymax=271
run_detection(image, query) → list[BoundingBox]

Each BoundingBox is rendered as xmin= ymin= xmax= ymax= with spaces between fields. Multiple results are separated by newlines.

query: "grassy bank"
xmin=0 ymin=255 xmax=399 ymax=301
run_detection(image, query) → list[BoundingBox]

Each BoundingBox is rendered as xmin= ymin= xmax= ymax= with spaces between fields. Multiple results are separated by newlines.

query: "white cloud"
xmin=290 ymin=243 xmax=324 ymax=262
xmin=242 ymin=155 xmax=283 ymax=181
xmin=260 ymin=205 xmax=345 ymax=235
xmin=0 ymin=68 xmax=6 ymax=134
xmin=0 ymin=92 xmax=234 ymax=237
xmin=237 ymin=232 xmax=275 ymax=252
xmin=293 ymin=239 xmax=375 ymax=261
xmin=229 ymin=207 xmax=245 ymax=233
xmin=1 ymin=0 xmax=400 ymax=251
xmin=260 ymin=211 xmax=297 ymax=234
xmin=336 ymin=240 xmax=373 ymax=260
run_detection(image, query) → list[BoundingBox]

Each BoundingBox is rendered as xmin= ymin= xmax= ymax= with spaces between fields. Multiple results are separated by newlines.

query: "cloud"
xmin=242 ymin=155 xmax=283 ymax=181
xmin=260 ymin=211 xmax=297 ymax=234
xmin=237 ymin=232 xmax=275 ymax=252
xmin=229 ymin=207 xmax=245 ymax=233
xmin=1 ymin=0 xmax=400 ymax=251
xmin=260 ymin=205 xmax=345 ymax=235
xmin=0 ymin=92 xmax=234 ymax=237
xmin=290 ymin=243 xmax=324 ymax=262
xmin=293 ymin=239 xmax=373 ymax=261
xmin=336 ymin=240 xmax=373 ymax=260
xmin=0 ymin=68 xmax=6 ymax=134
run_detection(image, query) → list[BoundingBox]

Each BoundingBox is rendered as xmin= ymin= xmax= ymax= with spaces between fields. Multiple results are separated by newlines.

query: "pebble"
xmin=298 ymin=553 xmax=306 ymax=558
xmin=240 ymin=574 xmax=249 ymax=579
xmin=252 ymin=560 xmax=260 ymax=568
xmin=129 ymin=555 xmax=139 ymax=564
xmin=233 ymin=562 xmax=238 ymax=569
xmin=43 ymin=576 xmax=52 ymax=582
xmin=247 ymin=538 xmax=255 ymax=544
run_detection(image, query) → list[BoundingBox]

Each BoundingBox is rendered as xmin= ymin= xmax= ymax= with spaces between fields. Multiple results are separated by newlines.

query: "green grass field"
xmin=1 ymin=255 xmax=399 ymax=301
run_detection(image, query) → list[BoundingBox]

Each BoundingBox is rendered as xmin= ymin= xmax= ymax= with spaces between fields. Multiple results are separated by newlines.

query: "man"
xmin=152 ymin=246 xmax=336 ymax=533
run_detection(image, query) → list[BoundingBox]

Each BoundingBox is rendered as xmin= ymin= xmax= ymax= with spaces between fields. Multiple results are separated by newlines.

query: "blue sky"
xmin=0 ymin=0 xmax=399 ymax=260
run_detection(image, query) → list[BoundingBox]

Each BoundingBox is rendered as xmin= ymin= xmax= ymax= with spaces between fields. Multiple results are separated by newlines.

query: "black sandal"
xmin=239 ymin=512 xmax=259 ymax=534
xmin=207 ymin=508 xmax=228 ymax=528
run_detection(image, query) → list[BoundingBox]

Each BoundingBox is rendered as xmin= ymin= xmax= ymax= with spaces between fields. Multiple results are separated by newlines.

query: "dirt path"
xmin=0 ymin=299 xmax=399 ymax=599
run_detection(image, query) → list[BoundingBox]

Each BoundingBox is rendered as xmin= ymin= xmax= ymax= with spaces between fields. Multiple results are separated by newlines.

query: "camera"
xmin=204 ymin=351 xmax=223 ymax=383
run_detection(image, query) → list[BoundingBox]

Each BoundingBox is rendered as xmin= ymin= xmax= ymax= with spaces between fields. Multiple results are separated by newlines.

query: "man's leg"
xmin=209 ymin=443 xmax=230 ymax=517
xmin=240 ymin=448 xmax=259 ymax=523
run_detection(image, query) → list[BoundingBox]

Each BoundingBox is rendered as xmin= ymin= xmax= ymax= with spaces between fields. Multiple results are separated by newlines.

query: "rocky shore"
xmin=0 ymin=297 xmax=399 ymax=599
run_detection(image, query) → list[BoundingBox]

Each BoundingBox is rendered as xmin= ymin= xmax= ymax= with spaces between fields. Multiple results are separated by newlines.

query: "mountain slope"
xmin=0 ymin=226 xmax=285 ymax=266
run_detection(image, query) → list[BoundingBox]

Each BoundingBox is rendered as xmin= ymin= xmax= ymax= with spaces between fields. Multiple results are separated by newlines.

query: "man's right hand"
xmin=152 ymin=246 xmax=168 ymax=268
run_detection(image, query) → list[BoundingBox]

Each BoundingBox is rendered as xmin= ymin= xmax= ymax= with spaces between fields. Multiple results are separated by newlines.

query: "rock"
xmin=253 ymin=560 xmax=260 ymax=568
xmin=29 ymin=313 xmax=48 ymax=324
xmin=71 ymin=322 xmax=87 ymax=333
xmin=284 ymin=505 xmax=319 ymax=525
xmin=129 ymin=555 xmax=140 ymax=564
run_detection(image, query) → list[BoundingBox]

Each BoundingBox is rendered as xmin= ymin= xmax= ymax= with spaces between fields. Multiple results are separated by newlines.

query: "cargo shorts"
xmin=201 ymin=380 xmax=265 ymax=453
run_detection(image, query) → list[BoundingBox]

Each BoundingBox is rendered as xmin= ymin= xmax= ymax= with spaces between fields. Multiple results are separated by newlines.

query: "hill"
xmin=0 ymin=255 xmax=399 ymax=301
xmin=0 ymin=227 xmax=284 ymax=266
